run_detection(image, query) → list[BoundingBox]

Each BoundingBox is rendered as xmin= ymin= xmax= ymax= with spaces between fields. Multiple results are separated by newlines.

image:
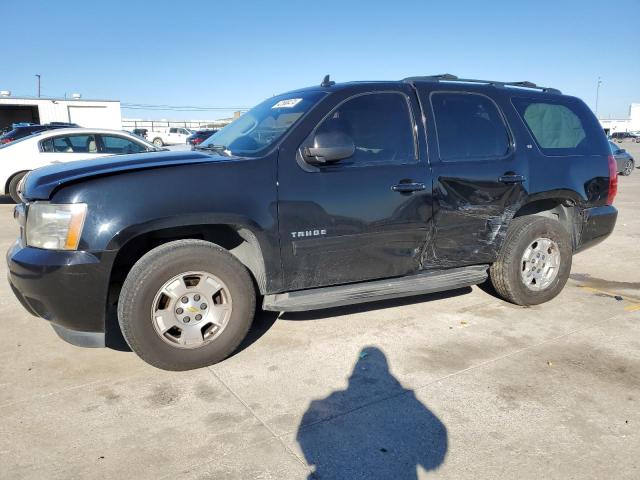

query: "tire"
xmin=621 ymin=160 xmax=634 ymax=176
xmin=118 ymin=239 xmax=256 ymax=370
xmin=152 ymin=137 xmax=163 ymax=147
xmin=8 ymin=171 xmax=28 ymax=203
xmin=490 ymin=216 xmax=572 ymax=306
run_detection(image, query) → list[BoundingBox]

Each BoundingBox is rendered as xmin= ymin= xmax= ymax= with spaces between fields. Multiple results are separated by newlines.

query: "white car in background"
xmin=0 ymin=128 xmax=161 ymax=202
xmin=147 ymin=127 xmax=194 ymax=147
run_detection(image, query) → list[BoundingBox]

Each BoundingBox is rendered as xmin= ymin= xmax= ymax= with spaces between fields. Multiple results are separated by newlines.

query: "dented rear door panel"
xmin=415 ymin=83 xmax=530 ymax=267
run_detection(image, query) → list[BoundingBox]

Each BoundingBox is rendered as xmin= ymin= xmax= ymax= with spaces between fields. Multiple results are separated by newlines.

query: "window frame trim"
xmin=301 ymin=90 xmax=420 ymax=170
xmin=428 ymin=90 xmax=515 ymax=164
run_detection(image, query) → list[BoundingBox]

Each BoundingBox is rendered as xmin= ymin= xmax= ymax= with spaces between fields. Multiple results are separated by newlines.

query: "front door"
xmin=414 ymin=84 xmax=529 ymax=266
xmin=277 ymin=87 xmax=433 ymax=291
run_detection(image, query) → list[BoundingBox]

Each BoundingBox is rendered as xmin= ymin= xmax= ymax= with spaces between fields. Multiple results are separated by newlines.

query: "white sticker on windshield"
xmin=272 ymin=98 xmax=302 ymax=109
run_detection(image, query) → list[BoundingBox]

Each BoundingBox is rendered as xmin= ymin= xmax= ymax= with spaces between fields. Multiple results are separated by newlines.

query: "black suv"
xmin=0 ymin=122 xmax=79 ymax=144
xmin=8 ymin=75 xmax=618 ymax=370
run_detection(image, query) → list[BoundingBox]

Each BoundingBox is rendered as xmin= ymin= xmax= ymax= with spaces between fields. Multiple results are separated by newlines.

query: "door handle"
xmin=498 ymin=174 xmax=526 ymax=184
xmin=391 ymin=182 xmax=426 ymax=193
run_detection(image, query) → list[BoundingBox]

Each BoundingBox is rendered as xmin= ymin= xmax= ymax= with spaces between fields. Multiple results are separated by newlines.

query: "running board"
xmin=262 ymin=265 xmax=489 ymax=312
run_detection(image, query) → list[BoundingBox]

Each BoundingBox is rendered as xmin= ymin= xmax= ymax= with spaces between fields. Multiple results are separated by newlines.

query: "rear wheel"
xmin=622 ymin=160 xmax=634 ymax=176
xmin=152 ymin=137 xmax=163 ymax=147
xmin=490 ymin=216 xmax=572 ymax=306
xmin=8 ymin=171 xmax=28 ymax=203
xmin=118 ymin=239 xmax=256 ymax=370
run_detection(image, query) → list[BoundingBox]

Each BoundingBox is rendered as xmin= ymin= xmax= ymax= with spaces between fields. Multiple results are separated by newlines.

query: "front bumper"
xmin=6 ymin=240 xmax=116 ymax=347
xmin=575 ymin=205 xmax=618 ymax=253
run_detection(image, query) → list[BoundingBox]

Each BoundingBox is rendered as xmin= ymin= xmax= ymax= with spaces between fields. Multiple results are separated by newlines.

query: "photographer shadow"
xmin=296 ymin=346 xmax=448 ymax=479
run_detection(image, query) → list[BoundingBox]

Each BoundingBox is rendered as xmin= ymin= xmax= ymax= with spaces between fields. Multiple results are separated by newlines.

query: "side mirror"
xmin=304 ymin=130 xmax=355 ymax=165
xmin=619 ymin=149 xmax=626 ymax=153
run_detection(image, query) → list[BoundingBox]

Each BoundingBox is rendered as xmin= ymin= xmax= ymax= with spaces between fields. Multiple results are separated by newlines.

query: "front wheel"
xmin=118 ymin=240 xmax=256 ymax=370
xmin=8 ymin=171 xmax=28 ymax=203
xmin=490 ymin=216 xmax=572 ymax=306
xmin=621 ymin=160 xmax=634 ymax=176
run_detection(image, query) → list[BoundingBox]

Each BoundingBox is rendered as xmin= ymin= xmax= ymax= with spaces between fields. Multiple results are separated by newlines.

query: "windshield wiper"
xmin=195 ymin=144 xmax=232 ymax=156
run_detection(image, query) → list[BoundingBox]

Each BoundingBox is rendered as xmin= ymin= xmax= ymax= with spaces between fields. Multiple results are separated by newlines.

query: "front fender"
xmin=49 ymin=155 xmax=282 ymax=292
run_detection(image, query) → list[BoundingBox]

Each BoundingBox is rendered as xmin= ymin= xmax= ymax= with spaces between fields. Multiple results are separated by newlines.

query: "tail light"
xmin=193 ymin=137 xmax=204 ymax=144
xmin=1 ymin=137 xmax=12 ymax=144
xmin=607 ymin=154 xmax=618 ymax=205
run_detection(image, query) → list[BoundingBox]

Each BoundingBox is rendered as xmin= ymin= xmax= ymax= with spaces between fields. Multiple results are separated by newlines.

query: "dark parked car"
xmin=187 ymin=129 xmax=217 ymax=147
xmin=8 ymin=74 xmax=617 ymax=370
xmin=132 ymin=128 xmax=148 ymax=139
xmin=610 ymin=131 xmax=639 ymax=143
xmin=0 ymin=122 xmax=79 ymax=144
xmin=609 ymin=141 xmax=635 ymax=176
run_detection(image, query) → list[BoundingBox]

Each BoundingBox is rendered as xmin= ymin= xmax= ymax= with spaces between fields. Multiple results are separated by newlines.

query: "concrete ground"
xmin=1 ymin=143 xmax=639 ymax=479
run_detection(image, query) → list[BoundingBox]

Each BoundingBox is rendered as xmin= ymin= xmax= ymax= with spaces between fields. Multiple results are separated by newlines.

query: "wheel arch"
xmin=108 ymin=223 xmax=268 ymax=294
xmin=512 ymin=192 xmax=583 ymax=249
xmin=5 ymin=170 xmax=30 ymax=194
xmin=104 ymin=221 xmax=271 ymax=348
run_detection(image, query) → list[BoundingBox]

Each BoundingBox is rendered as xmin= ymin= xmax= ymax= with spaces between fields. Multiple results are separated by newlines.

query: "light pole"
xmin=35 ymin=74 xmax=41 ymax=98
xmin=595 ymin=77 xmax=602 ymax=117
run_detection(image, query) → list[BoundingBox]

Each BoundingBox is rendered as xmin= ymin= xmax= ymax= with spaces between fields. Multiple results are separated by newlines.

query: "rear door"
xmin=414 ymin=84 xmax=529 ymax=266
xmin=277 ymin=85 xmax=434 ymax=291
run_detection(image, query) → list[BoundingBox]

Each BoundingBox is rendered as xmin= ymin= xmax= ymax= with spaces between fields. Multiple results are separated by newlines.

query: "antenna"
xmin=321 ymin=74 xmax=335 ymax=87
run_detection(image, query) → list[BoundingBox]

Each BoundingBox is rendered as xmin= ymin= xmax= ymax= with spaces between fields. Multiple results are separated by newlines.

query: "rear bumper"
xmin=6 ymin=241 xmax=116 ymax=347
xmin=575 ymin=205 xmax=618 ymax=253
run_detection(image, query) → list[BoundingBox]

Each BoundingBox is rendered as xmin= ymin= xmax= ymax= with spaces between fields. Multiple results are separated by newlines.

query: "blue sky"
xmin=2 ymin=0 xmax=638 ymax=121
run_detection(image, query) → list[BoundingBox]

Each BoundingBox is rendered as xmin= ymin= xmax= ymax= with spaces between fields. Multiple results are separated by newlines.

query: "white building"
xmin=121 ymin=111 xmax=242 ymax=131
xmin=599 ymin=103 xmax=640 ymax=134
xmin=0 ymin=95 xmax=121 ymax=131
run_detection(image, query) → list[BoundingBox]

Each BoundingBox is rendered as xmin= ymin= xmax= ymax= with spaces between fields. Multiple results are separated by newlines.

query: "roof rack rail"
xmin=403 ymin=74 xmax=562 ymax=94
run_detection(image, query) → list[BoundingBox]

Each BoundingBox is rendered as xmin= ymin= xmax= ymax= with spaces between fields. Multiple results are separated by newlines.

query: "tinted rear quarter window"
xmin=512 ymin=97 xmax=608 ymax=156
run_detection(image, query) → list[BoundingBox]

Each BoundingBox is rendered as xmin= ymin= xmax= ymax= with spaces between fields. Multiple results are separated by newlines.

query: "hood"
xmin=22 ymin=150 xmax=231 ymax=200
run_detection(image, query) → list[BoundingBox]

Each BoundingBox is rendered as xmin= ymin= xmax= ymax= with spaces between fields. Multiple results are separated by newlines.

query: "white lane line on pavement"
xmin=206 ymin=366 xmax=311 ymax=472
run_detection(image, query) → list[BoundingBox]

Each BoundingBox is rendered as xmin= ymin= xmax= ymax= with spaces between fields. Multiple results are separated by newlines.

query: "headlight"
xmin=26 ymin=203 xmax=87 ymax=250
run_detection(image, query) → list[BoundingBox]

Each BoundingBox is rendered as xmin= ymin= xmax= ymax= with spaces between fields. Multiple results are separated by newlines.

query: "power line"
xmin=121 ymin=103 xmax=250 ymax=112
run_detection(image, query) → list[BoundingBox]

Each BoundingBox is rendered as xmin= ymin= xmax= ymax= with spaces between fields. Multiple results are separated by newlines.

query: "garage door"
xmin=67 ymin=106 xmax=109 ymax=128
xmin=0 ymin=105 xmax=40 ymax=131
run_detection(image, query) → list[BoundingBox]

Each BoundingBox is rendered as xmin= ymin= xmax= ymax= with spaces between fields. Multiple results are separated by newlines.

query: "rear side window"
xmin=512 ymin=97 xmax=607 ymax=156
xmin=431 ymin=92 xmax=510 ymax=161
xmin=41 ymin=134 xmax=98 ymax=153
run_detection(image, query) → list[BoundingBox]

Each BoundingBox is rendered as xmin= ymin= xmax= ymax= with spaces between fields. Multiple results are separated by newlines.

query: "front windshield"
xmin=200 ymin=91 xmax=325 ymax=157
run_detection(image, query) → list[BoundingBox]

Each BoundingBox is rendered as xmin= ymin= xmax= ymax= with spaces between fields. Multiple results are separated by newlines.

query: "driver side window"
xmin=314 ymin=92 xmax=416 ymax=166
